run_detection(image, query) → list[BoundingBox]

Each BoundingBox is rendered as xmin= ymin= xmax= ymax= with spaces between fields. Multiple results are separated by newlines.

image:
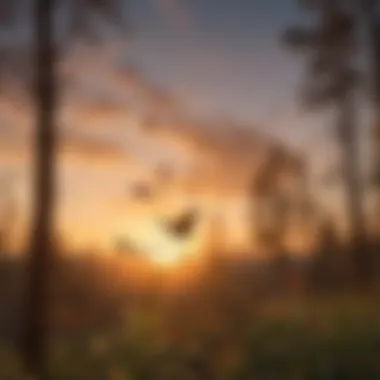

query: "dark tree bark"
xmin=283 ymin=0 xmax=369 ymax=287
xmin=22 ymin=0 xmax=57 ymax=378
xmin=338 ymin=92 xmax=370 ymax=287
xmin=361 ymin=1 xmax=380 ymax=230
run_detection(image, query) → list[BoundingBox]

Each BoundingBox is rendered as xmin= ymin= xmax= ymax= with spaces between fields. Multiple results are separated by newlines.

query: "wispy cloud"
xmin=110 ymin=62 xmax=181 ymax=116
xmin=141 ymin=117 xmax=306 ymax=195
xmin=153 ymin=0 xmax=191 ymax=28
xmin=59 ymin=130 xmax=129 ymax=166
xmin=61 ymin=45 xmax=181 ymax=120
xmin=0 ymin=129 xmax=129 ymax=168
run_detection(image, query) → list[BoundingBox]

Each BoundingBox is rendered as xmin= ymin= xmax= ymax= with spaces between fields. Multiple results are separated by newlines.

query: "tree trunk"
xmin=338 ymin=94 xmax=369 ymax=287
xmin=22 ymin=0 xmax=57 ymax=378
xmin=366 ymin=14 xmax=380 ymax=235
xmin=372 ymin=109 xmax=380 ymax=231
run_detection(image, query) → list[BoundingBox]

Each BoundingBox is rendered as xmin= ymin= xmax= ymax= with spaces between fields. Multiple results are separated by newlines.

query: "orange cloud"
xmin=59 ymin=130 xmax=129 ymax=166
xmin=0 ymin=130 xmax=129 ymax=168
xmin=141 ymin=118 xmax=306 ymax=196
xmin=69 ymin=98 xmax=130 ymax=129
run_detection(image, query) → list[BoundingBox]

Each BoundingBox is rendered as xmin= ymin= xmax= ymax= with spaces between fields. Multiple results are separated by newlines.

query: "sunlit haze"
xmin=0 ymin=0 xmax=374 ymax=262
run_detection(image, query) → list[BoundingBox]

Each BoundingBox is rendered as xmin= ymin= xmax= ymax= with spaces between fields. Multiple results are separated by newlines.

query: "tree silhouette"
xmin=250 ymin=146 xmax=302 ymax=255
xmin=22 ymin=3 xmax=58 ymax=377
xmin=359 ymin=0 xmax=380 ymax=227
xmin=310 ymin=215 xmax=342 ymax=291
xmin=282 ymin=0 xmax=368 ymax=284
xmin=0 ymin=1 xmax=127 ymax=378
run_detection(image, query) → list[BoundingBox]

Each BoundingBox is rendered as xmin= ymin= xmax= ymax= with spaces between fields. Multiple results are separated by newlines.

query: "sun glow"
xmin=149 ymin=240 xmax=187 ymax=266
xmin=121 ymin=216 xmax=200 ymax=267
xmin=145 ymin=227 xmax=199 ymax=267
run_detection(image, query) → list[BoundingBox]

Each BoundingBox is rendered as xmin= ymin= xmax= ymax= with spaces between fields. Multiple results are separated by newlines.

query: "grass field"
xmin=2 ymin=296 xmax=380 ymax=379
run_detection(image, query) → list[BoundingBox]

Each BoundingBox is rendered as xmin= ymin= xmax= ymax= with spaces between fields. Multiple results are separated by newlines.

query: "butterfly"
xmin=160 ymin=209 xmax=198 ymax=239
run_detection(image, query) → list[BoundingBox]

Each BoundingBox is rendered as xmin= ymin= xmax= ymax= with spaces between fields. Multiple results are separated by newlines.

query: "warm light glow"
xmin=149 ymin=240 xmax=186 ymax=266
xmin=120 ymin=216 xmax=199 ymax=267
xmin=144 ymin=230 xmax=200 ymax=267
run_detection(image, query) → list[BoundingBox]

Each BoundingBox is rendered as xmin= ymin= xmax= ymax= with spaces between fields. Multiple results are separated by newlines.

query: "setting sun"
xmin=145 ymin=232 xmax=200 ymax=267
xmin=120 ymin=215 xmax=199 ymax=267
xmin=149 ymin=240 xmax=186 ymax=266
xmin=2 ymin=1 xmax=380 ymax=378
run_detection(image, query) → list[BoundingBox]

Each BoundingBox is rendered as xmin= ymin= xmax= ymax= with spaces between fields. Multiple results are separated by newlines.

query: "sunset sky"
xmin=0 ymin=0 xmax=371 ymax=257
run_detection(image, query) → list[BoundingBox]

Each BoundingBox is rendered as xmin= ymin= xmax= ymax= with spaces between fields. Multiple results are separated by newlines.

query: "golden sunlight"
xmin=145 ymin=229 xmax=201 ymax=267
xmin=148 ymin=240 xmax=186 ymax=266
xmin=121 ymin=216 xmax=200 ymax=267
